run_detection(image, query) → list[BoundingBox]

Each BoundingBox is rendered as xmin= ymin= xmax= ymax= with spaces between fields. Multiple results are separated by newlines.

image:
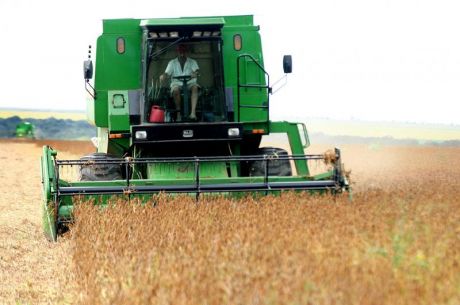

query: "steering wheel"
xmin=172 ymin=75 xmax=193 ymax=118
xmin=173 ymin=75 xmax=192 ymax=82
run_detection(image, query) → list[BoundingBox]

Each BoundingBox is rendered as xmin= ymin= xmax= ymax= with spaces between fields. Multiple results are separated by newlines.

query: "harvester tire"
xmin=250 ymin=147 xmax=292 ymax=177
xmin=79 ymin=153 xmax=123 ymax=181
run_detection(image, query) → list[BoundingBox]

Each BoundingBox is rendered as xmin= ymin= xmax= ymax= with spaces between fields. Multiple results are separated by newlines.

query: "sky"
xmin=0 ymin=0 xmax=459 ymax=125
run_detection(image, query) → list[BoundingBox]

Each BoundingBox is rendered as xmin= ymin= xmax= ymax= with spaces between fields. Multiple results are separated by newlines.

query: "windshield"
xmin=145 ymin=39 xmax=227 ymax=123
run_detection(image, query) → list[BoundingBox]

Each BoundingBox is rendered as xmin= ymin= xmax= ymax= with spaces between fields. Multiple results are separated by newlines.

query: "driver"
xmin=160 ymin=44 xmax=199 ymax=121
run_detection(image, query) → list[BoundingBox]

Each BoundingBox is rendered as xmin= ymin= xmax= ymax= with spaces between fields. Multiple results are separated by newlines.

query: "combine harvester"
xmin=41 ymin=15 xmax=350 ymax=240
xmin=15 ymin=121 xmax=35 ymax=139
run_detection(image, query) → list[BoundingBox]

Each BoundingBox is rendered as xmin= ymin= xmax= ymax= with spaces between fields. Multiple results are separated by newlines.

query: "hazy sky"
xmin=0 ymin=0 xmax=459 ymax=124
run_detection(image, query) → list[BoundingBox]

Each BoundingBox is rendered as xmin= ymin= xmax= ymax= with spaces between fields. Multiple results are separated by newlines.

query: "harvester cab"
xmin=145 ymin=26 xmax=227 ymax=124
xmin=42 ymin=15 xmax=350 ymax=241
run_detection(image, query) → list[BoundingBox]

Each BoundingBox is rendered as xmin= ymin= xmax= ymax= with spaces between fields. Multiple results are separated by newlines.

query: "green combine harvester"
xmin=15 ymin=122 xmax=35 ymax=139
xmin=41 ymin=15 xmax=350 ymax=241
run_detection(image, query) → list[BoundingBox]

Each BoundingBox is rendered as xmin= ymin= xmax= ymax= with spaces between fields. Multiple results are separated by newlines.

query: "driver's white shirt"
xmin=165 ymin=57 xmax=199 ymax=88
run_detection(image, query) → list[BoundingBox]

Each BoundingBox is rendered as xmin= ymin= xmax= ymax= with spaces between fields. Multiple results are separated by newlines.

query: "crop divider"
xmin=194 ymin=157 xmax=200 ymax=201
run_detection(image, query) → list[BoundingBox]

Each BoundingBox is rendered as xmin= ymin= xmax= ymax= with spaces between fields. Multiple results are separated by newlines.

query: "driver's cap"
xmin=176 ymin=44 xmax=188 ymax=52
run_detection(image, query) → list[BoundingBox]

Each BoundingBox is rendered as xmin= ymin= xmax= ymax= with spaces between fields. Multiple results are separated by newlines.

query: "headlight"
xmin=228 ymin=128 xmax=240 ymax=137
xmin=135 ymin=130 xmax=147 ymax=139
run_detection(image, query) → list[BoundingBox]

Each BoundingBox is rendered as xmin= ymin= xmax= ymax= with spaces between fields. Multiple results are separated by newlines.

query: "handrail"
xmin=236 ymin=54 xmax=271 ymax=124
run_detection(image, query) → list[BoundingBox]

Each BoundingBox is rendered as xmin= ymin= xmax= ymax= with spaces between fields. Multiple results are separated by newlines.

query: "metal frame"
xmin=53 ymin=152 xmax=346 ymax=199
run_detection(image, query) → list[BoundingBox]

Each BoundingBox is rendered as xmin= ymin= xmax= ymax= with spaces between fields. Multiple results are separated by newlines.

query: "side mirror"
xmin=83 ymin=60 xmax=93 ymax=80
xmin=283 ymin=55 xmax=292 ymax=74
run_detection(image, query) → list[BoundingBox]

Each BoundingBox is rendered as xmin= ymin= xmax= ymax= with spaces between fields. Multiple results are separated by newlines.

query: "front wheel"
xmin=249 ymin=147 xmax=292 ymax=177
xmin=79 ymin=153 xmax=123 ymax=181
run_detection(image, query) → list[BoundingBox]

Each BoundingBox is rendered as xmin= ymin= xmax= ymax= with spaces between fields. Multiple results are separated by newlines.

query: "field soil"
xmin=0 ymin=139 xmax=459 ymax=304
xmin=0 ymin=139 xmax=94 ymax=304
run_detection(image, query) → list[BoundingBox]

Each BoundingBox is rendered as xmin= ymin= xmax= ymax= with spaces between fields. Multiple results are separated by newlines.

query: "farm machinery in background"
xmin=41 ymin=15 xmax=350 ymax=241
xmin=15 ymin=121 xmax=35 ymax=139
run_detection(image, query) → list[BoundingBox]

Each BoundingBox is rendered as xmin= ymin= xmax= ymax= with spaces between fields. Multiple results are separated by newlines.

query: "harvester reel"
xmin=250 ymin=147 xmax=292 ymax=177
xmin=79 ymin=153 xmax=123 ymax=181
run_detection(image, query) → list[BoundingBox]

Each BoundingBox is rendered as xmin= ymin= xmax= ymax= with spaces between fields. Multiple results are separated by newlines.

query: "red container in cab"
xmin=149 ymin=106 xmax=165 ymax=123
